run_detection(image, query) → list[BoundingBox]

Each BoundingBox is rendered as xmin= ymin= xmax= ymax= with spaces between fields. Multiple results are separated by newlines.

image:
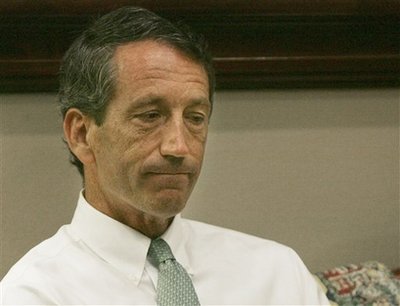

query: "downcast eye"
xmin=137 ymin=111 xmax=161 ymax=122
xmin=187 ymin=113 xmax=207 ymax=125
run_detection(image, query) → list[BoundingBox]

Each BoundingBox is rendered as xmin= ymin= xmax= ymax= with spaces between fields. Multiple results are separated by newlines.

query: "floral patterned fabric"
xmin=316 ymin=261 xmax=400 ymax=305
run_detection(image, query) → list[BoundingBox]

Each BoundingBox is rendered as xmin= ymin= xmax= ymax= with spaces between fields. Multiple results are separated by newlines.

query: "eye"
xmin=136 ymin=110 xmax=162 ymax=122
xmin=186 ymin=112 xmax=207 ymax=126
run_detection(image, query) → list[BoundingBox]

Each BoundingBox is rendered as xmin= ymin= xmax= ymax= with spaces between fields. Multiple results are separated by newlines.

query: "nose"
xmin=160 ymin=116 xmax=190 ymax=158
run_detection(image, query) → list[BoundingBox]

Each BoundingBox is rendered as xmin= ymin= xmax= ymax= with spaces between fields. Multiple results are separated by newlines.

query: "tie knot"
xmin=148 ymin=238 xmax=175 ymax=267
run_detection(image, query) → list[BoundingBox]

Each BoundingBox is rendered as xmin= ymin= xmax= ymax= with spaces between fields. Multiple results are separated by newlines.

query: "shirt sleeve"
xmin=288 ymin=248 xmax=331 ymax=305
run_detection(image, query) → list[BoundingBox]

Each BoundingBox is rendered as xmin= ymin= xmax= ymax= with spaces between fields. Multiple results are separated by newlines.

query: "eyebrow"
xmin=131 ymin=96 xmax=162 ymax=107
xmin=127 ymin=95 xmax=211 ymax=111
xmin=188 ymin=98 xmax=211 ymax=108
xmin=125 ymin=95 xmax=162 ymax=114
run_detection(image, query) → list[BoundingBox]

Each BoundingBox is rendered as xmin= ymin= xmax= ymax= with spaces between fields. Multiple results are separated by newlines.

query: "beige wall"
xmin=1 ymin=89 xmax=399 ymax=278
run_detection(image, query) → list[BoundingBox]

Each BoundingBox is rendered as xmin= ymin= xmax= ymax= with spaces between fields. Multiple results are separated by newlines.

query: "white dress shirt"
xmin=1 ymin=192 xmax=329 ymax=305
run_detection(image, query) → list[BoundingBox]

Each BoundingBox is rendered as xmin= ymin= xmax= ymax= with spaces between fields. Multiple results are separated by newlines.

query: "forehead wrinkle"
xmin=122 ymin=63 xmax=207 ymax=86
xmin=114 ymin=41 xmax=207 ymax=84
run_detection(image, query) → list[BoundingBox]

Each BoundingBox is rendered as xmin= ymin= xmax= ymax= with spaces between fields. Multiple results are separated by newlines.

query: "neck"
xmin=83 ymin=190 xmax=174 ymax=239
xmin=82 ymin=168 xmax=177 ymax=238
xmin=106 ymin=204 xmax=174 ymax=239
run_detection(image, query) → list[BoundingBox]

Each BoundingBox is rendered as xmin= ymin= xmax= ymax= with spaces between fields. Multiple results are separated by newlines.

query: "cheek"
xmin=191 ymin=132 xmax=207 ymax=159
xmin=96 ymin=147 xmax=138 ymax=195
xmin=116 ymin=133 xmax=163 ymax=181
xmin=91 ymin=130 xmax=133 ymax=176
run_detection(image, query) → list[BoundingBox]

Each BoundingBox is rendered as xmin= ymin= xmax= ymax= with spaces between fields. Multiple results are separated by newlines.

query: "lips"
xmin=141 ymin=161 xmax=198 ymax=190
xmin=148 ymin=171 xmax=192 ymax=175
xmin=146 ymin=173 xmax=190 ymax=190
xmin=143 ymin=163 xmax=197 ymax=176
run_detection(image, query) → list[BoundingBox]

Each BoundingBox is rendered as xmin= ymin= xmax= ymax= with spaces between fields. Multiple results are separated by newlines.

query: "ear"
xmin=63 ymin=108 xmax=96 ymax=165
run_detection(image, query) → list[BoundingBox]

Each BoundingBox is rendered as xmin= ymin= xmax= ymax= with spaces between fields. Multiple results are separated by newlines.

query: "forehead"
xmin=112 ymin=40 xmax=209 ymax=92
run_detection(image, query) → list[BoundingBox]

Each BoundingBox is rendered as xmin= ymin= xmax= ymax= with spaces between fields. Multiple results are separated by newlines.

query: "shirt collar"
xmin=69 ymin=191 xmax=192 ymax=284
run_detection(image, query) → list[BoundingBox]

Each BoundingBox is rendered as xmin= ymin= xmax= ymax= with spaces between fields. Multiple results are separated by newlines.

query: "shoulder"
xmin=1 ymin=225 xmax=77 ymax=284
xmin=1 ymin=225 xmax=81 ymax=304
xmin=181 ymin=219 xmax=329 ymax=304
xmin=181 ymin=218 xmax=299 ymax=261
xmin=181 ymin=219 xmax=324 ymax=293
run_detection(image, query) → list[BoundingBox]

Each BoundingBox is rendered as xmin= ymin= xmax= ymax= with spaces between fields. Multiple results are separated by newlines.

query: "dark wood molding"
xmin=1 ymin=0 xmax=399 ymax=92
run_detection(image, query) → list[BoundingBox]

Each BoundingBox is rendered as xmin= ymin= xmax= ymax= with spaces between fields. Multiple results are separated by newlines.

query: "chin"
xmin=152 ymin=191 xmax=188 ymax=216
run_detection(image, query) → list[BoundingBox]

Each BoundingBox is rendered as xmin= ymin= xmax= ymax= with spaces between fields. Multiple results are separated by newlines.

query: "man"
xmin=1 ymin=7 xmax=329 ymax=305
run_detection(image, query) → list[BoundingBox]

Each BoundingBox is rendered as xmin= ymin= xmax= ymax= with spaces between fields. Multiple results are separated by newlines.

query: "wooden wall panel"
xmin=1 ymin=0 xmax=399 ymax=92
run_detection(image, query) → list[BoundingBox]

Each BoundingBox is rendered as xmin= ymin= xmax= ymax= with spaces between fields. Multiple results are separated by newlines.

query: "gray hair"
xmin=59 ymin=6 xmax=215 ymax=177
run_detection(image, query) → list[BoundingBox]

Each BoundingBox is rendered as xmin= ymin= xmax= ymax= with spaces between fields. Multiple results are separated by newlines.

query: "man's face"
xmin=86 ymin=40 xmax=211 ymax=221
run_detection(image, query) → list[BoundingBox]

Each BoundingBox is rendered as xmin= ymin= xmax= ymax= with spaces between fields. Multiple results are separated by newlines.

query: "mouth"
xmin=149 ymin=172 xmax=191 ymax=175
xmin=145 ymin=167 xmax=195 ymax=177
xmin=146 ymin=172 xmax=191 ymax=189
xmin=143 ymin=163 xmax=196 ymax=176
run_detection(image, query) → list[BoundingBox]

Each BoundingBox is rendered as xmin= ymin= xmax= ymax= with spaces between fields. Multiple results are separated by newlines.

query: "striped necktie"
xmin=148 ymin=238 xmax=200 ymax=306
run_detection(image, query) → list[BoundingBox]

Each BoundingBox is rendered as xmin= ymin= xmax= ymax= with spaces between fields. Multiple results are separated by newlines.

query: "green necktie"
xmin=148 ymin=238 xmax=200 ymax=306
